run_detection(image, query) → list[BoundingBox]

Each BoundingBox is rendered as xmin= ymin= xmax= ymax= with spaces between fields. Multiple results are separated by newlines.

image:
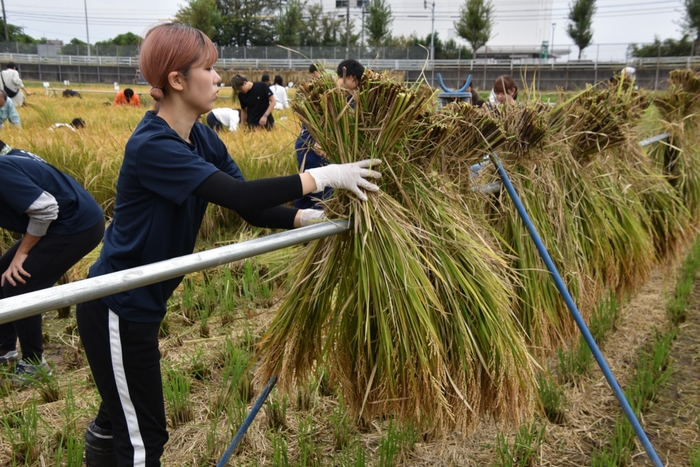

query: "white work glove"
xmin=307 ymin=159 xmax=382 ymax=201
xmin=299 ymin=209 xmax=327 ymax=227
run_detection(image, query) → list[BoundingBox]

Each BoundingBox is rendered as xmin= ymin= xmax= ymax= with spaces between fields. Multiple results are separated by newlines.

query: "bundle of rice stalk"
xmin=438 ymin=103 xmax=506 ymax=187
xmin=605 ymin=140 xmax=692 ymax=265
xmin=649 ymin=69 xmax=700 ymax=217
xmin=489 ymin=101 xmax=551 ymax=164
xmin=554 ymin=149 xmax=655 ymax=295
xmin=556 ymin=80 xmax=649 ymax=164
xmin=654 ymin=69 xmax=700 ymax=122
xmin=404 ymin=175 xmax=536 ymax=431
xmin=454 ymin=103 xmax=594 ymax=352
xmin=482 ymin=159 xmax=588 ymax=352
xmin=256 ymin=72 xmax=537 ymax=432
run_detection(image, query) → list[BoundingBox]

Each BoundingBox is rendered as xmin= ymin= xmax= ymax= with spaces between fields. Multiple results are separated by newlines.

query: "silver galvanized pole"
xmin=0 ymin=221 xmax=349 ymax=325
xmin=639 ymin=132 xmax=671 ymax=147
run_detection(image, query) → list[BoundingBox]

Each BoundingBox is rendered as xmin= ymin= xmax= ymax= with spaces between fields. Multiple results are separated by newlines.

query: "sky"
xmin=8 ymin=0 xmax=686 ymax=61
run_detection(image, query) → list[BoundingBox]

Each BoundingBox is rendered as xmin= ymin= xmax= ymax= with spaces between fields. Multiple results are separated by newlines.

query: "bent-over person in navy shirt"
xmin=0 ymin=140 xmax=104 ymax=383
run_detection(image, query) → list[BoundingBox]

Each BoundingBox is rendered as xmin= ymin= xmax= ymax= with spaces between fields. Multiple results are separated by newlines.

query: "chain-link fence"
xmin=2 ymin=41 xmax=698 ymax=65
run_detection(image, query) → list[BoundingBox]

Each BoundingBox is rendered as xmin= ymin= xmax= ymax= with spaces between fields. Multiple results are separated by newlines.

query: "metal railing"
xmin=4 ymin=53 xmax=700 ymax=72
xmin=0 ymin=221 xmax=348 ymax=325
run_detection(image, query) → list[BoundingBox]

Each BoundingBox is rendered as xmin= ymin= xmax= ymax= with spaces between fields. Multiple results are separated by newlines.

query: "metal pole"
xmin=594 ymin=44 xmax=599 ymax=83
xmin=429 ymin=0 xmax=435 ymax=87
xmin=654 ymin=43 xmax=660 ymax=91
xmin=217 ymin=375 xmax=278 ymax=467
xmin=0 ymin=221 xmax=349 ymax=324
xmin=360 ymin=3 xmax=365 ymax=60
xmin=1 ymin=0 xmax=9 ymax=42
xmin=491 ymin=153 xmax=664 ymax=467
xmin=83 ymin=0 xmax=91 ymax=58
xmin=550 ymin=22 xmax=556 ymax=58
xmin=345 ymin=0 xmax=350 ymax=59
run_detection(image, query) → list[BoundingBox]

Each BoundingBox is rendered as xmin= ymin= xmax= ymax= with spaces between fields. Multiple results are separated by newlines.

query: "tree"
xmin=275 ymin=0 xmax=305 ymax=46
xmin=442 ymin=38 xmax=472 ymax=59
xmin=61 ymin=38 xmax=88 ymax=55
xmin=454 ymin=0 xmax=493 ymax=59
xmin=216 ymin=0 xmax=277 ymax=46
xmin=684 ymin=0 xmax=700 ymax=52
xmin=301 ymin=3 xmax=325 ymax=46
xmin=567 ymin=0 xmax=596 ymax=60
xmin=0 ymin=20 xmax=37 ymax=43
xmin=102 ymin=32 xmax=141 ymax=46
xmin=630 ymin=35 xmax=693 ymax=58
xmin=364 ymin=0 xmax=393 ymax=47
xmin=175 ymin=0 xmax=223 ymax=41
xmin=318 ymin=13 xmax=358 ymax=47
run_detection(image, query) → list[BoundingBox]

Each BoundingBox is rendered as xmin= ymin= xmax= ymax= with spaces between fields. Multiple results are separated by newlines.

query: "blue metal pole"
xmin=217 ymin=375 xmax=278 ymax=467
xmin=490 ymin=153 xmax=664 ymax=467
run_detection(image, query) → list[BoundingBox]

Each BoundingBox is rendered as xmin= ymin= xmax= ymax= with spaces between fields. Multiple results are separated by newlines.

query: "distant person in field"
xmin=294 ymin=59 xmax=365 ymax=209
xmin=75 ymin=23 xmax=381 ymax=467
xmin=232 ymin=74 xmax=276 ymax=130
xmin=270 ymin=75 xmax=289 ymax=110
xmin=113 ymin=88 xmax=141 ymax=107
xmin=466 ymin=83 xmax=485 ymax=107
xmin=0 ymin=90 xmax=21 ymax=128
xmin=206 ymin=107 xmax=240 ymax=132
xmin=0 ymin=139 xmax=104 ymax=385
xmin=309 ymin=63 xmax=321 ymax=79
xmin=490 ymin=75 xmax=518 ymax=106
xmin=261 ymin=74 xmax=271 ymax=86
xmin=1 ymin=62 xmax=31 ymax=107
xmin=50 ymin=118 xmax=86 ymax=132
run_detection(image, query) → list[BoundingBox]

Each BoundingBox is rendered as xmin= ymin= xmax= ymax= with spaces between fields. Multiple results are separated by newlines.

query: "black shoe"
xmin=84 ymin=419 xmax=118 ymax=467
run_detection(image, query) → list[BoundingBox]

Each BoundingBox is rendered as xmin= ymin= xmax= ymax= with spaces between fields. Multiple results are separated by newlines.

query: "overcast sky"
xmin=10 ymin=0 xmax=685 ymax=59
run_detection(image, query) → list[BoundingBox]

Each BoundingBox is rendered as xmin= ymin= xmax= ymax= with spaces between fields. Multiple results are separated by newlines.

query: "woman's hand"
xmin=1 ymin=252 xmax=31 ymax=286
xmin=306 ymin=159 xmax=382 ymax=201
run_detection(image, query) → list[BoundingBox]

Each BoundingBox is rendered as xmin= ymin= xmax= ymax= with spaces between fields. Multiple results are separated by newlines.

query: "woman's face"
xmin=182 ymin=64 xmax=221 ymax=114
xmin=496 ymin=87 xmax=516 ymax=105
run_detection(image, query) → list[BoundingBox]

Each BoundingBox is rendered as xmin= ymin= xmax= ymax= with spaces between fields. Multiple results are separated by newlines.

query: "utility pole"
xmin=360 ymin=2 xmax=366 ymax=60
xmin=1 ymin=0 xmax=9 ymax=42
xmin=424 ymin=0 xmax=435 ymax=86
xmin=84 ymin=0 xmax=91 ymax=57
xmin=550 ymin=22 xmax=556 ymax=59
xmin=345 ymin=0 xmax=350 ymax=59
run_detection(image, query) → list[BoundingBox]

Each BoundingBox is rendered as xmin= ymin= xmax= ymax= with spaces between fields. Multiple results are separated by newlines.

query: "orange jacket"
xmin=113 ymin=90 xmax=141 ymax=107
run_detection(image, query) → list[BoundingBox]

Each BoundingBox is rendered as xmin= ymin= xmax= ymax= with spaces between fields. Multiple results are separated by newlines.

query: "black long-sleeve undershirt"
xmin=193 ymin=171 xmax=301 ymax=229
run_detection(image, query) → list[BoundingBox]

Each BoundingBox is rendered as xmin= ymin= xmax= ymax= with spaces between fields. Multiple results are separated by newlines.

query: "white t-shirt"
xmin=211 ymin=108 xmax=240 ymax=132
xmin=270 ymin=84 xmax=289 ymax=110
xmin=1 ymin=69 xmax=24 ymax=107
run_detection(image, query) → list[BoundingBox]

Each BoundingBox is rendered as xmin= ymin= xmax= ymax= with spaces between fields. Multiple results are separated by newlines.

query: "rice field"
xmin=0 ymin=73 xmax=699 ymax=466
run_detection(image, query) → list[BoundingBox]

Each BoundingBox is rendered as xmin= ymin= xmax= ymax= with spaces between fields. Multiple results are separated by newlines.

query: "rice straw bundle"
xmin=256 ymin=72 xmax=537 ymax=433
xmin=490 ymin=101 xmax=551 ymax=163
xmin=650 ymin=69 xmax=700 ymax=217
xmin=483 ymin=157 xmax=587 ymax=352
xmin=557 ymin=80 xmax=649 ymax=164
xmin=438 ymin=103 xmax=505 ymax=187
xmin=605 ymin=141 xmax=692 ymax=265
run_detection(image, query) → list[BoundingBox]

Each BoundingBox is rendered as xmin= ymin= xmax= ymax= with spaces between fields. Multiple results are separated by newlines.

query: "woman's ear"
xmin=167 ymin=71 xmax=185 ymax=92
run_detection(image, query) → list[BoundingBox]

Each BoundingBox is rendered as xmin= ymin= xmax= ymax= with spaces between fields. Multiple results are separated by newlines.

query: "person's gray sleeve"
xmin=25 ymin=191 xmax=59 ymax=236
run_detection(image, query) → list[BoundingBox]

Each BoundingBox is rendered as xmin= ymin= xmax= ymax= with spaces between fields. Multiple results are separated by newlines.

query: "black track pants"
xmin=77 ymin=299 xmax=167 ymax=467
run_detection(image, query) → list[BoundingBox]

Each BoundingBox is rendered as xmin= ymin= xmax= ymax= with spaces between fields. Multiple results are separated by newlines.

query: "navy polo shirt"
xmin=90 ymin=111 xmax=245 ymax=322
xmin=0 ymin=150 xmax=103 ymax=235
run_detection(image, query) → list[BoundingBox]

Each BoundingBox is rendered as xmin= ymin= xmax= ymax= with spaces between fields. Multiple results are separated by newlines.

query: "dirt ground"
xmin=2 ymin=262 xmax=698 ymax=467
xmin=402 ymin=263 xmax=699 ymax=466
xmin=628 ymin=272 xmax=700 ymax=467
